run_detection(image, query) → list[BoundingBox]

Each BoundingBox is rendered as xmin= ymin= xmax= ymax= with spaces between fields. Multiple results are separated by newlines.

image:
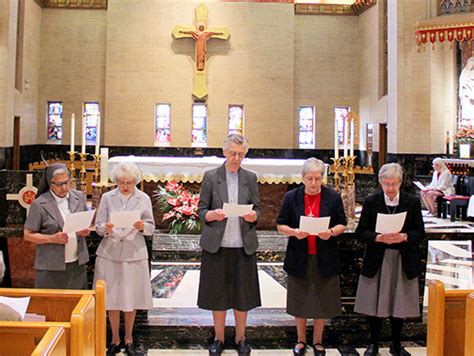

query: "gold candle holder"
xmin=348 ymin=155 xmax=356 ymax=186
xmin=92 ymin=154 xmax=101 ymax=183
xmin=67 ymin=150 xmax=77 ymax=187
xmin=78 ymin=152 xmax=89 ymax=192
xmin=331 ymin=157 xmax=342 ymax=192
xmin=342 ymin=156 xmax=351 ymax=187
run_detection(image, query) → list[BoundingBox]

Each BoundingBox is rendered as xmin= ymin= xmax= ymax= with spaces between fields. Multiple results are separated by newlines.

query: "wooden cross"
xmin=172 ymin=3 xmax=230 ymax=99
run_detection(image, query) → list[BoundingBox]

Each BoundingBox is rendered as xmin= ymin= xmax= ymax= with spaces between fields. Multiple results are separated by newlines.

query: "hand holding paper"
xmin=375 ymin=212 xmax=407 ymax=234
xmin=62 ymin=210 xmax=95 ymax=234
xmin=299 ymin=216 xmax=331 ymax=235
xmin=223 ymin=203 xmax=253 ymax=217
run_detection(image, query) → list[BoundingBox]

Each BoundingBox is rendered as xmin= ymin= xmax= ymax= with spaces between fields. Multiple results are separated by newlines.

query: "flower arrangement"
xmin=154 ymin=181 xmax=201 ymax=235
xmin=454 ymin=127 xmax=474 ymax=144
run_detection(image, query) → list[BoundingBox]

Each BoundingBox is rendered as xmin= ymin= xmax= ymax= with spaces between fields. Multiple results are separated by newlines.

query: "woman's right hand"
xmin=293 ymin=229 xmax=309 ymax=240
xmin=104 ymin=223 xmax=115 ymax=235
xmin=212 ymin=209 xmax=227 ymax=221
xmin=50 ymin=232 xmax=68 ymax=244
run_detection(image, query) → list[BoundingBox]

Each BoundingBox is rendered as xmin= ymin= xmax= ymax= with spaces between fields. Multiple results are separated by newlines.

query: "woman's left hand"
xmin=77 ymin=228 xmax=90 ymax=237
xmin=133 ymin=220 xmax=145 ymax=232
xmin=242 ymin=210 xmax=257 ymax=223
xmin=318 ymin=229 xmax=332 ymax=240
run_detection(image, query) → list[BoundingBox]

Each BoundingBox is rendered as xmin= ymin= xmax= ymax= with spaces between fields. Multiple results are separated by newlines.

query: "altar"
xmin=108 ymin=156 xmax=318 ymax=229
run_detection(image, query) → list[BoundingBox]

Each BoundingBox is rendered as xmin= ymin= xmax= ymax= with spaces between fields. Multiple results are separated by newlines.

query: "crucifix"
xmin=6 ymin=174 xmax=38 ymax=214
xmin=172 ymin=3 xmax=230 ymax=99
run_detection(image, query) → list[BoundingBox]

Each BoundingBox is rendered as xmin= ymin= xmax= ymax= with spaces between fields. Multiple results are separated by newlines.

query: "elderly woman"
xmin=94 ymin=162 xmax=155 ymax=356
xmin=420 ymin=157 xmax=454 ymax=216
xmin=197 ymin=134 xmax=261 ymax=356
xmin=277 ymin=158 xmax=346 ymax=356
xmin=24 ymin=163 xmax=90 ymax=289
xmin=355 ymin=163 xmax=425 ymax=356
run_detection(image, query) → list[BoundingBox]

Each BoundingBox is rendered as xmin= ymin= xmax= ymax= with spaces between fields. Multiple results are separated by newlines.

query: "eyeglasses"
xmin=50 ymin=180 xmax=70 ymax=188
xmin=380 ymin=181 xmax=401 ymax=188
xmin=227 ymin=151 xmax=245 ymax=158
xmin=117 ymin=180 xmax=136 ymax=186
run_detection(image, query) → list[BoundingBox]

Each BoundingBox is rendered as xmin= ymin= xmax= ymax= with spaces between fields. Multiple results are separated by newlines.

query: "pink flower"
xmin=162 ymin=211 xmax=176 ymax=221
xmin=180 ymin=205 xmax=195 ymax=216
xmin=166 ymin=181 xmax=181 ymax=192
xmin=167 ymin=197 xmax=180 ymax=207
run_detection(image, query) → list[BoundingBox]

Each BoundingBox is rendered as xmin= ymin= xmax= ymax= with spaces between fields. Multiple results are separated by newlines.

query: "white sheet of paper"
xmin=62 ymin=210 xmax=95 ymax=233
xmin=375 ymin=212 xmax=407 ymax=234
xmin=110 ymin=210 xmax=141 ymax=228
xmin=222 ymin=203 xmax=253 ymax=217
xmin=0 ymin=296 xmax=30 ymax=319
xmin=413 ymin=181 xmax=425 ymax=190
xmin=299 ymin=216 xmax=331 ymax=235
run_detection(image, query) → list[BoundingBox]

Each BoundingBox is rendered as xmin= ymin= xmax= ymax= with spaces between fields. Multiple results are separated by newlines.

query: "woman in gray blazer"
xmin=24 ymin=163 xmax=90 ymax=289
xmin=94 ymin=162 xmax=155 ymax=356
xmin=197 ymin=134 xmax=261 ymax=356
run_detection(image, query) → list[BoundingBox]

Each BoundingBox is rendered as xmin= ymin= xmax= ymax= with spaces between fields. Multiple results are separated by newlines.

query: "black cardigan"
xmin=356 ymin=191 xmax=426 ymax=280
xmin=277 ymin=185 xmax=347 ymax=278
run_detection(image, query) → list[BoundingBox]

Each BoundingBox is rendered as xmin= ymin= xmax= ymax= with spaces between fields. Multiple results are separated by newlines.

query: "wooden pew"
xmin=0 ymin=323 xmax=67 ymax=356
xmin=0 ymin=280 xmax=106 ymax=355
xmin=465 ymin=292 xmax=474 ymax=356
xmin=427 ymin=280 xmax=474 ymax=356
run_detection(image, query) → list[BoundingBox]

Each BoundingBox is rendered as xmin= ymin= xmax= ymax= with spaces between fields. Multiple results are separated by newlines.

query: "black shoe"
xmin=124 ymin=343 xmax=137 ymax=356
xmin=236 ymin=339 xmax=251 ymax=356
xmin=389 ymin=345 xmax=411 ymax=356
xmin=312 ymin=343 xmax=326 ymax=355
xmin=364 ymin=344 xmax=379 ymax=356
xmin=209 ymin=340 xmax=224 ymax=355
xmin=106 ymin=343 xmax=121 ymax=355
xmin=293 ymin=341 xmax=307 ymax=356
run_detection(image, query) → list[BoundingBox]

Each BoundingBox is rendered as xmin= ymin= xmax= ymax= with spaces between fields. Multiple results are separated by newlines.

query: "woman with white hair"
xmin=355 ymin=163 xmax=425 ymax=356
xmin=24 ymin=163 xmax=90 ymax=289
xmin=94 ymin=162 xmax=155 ymax=356
xmin=420 ymin=158 xmax=454 ymax=216
xmin=277 ymin=157 xmax=346 ymax=356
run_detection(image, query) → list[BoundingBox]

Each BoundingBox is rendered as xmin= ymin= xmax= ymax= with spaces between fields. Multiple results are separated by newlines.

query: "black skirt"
xmin=198 ymin=247 xmax=261 ymax=312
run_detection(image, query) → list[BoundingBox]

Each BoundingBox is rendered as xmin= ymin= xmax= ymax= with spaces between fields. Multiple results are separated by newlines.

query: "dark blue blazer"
xmin=277 ymin=185 xmax=347 ymax=278
xmin=356 ymin=191 xmax=425 ymax=280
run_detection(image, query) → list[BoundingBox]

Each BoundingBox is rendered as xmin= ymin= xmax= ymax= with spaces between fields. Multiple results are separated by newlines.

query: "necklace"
xmin=305 ymin=193 xmax=320 ymax=217
xmin=386 ymin=205 xmax=398 ymax=214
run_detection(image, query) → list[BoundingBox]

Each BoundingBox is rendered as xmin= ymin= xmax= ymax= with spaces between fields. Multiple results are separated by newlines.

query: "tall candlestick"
xmin=350 ymin=118 xmax=355 ymax=157
xmin=343 ymin=117 xmax=349 ymax=158
xmin=95 ymin=115 xmax=101 ymax=155
xmin=81 ymin=114 xmax=86 ymax=154
xmin=70 ymin=113 xmax=75 ymax=152
xmin=334 ymin=119 xmax=339 ymax=159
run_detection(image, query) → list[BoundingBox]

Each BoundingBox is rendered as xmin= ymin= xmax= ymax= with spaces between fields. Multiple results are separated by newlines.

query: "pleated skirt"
xmin=354 ymin=249 xmax=419 ymax=318
xmin=93 ymin=256 xmax=154 ymax=312
xmin=287 ymin=255 xmax=341 ymax=319
xmin=198 ymin=247 xmax=261 ymax=312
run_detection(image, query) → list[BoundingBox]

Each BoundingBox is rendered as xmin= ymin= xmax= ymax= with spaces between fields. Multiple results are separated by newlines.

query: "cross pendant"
xmin=308 ymin=212 xmax=313 ymax=217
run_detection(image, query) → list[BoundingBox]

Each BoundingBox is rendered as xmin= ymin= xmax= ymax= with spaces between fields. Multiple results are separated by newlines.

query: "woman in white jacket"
xmin=421 ymin=158 xmax=454 ymax=216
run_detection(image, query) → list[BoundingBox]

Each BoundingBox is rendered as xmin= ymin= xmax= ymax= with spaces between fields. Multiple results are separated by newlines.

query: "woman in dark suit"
xmin=277 ymin=158 xmax=346 ymax=356
xmin=197 ymin=134 xmax=261 ymax=356
xmin=355 ymin=163 xmax=425 ymax=356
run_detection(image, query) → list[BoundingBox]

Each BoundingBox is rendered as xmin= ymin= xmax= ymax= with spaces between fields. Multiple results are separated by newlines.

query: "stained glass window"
xmin=47 ymin=101 xmax=63 ymax=142
xmin=228 ymin=105 xmax=244 ymax=135
xmin=155 ymin=103 xmax=171 ymax=146
xmin=83 ymin=102 xmax=100 ymax=145
xmin=335 ymin=107 xmax=350 ymax=145
xmin=298 ymin=106 xmax=315 ymax=148
xmin=191 ymin=103 xmax=207 ymax=147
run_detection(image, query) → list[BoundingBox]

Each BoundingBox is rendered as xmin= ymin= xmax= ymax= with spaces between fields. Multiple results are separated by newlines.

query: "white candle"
xmin=343 ymin=117 xmax=349 ymax=158
xmin=81 ymin=115 xmax=86 ymax=154
xmin=334 ymin=119 xmax=339 ymax=159
xmin=95 ymin=115 xmax=101 ymax=155
xmin=70 ymin=113 xmax=75 ymax=152
xmin=350 ymin=118 xmax=355 ymax=157
xmin=100 ymin=147 xmax=109 ymax=184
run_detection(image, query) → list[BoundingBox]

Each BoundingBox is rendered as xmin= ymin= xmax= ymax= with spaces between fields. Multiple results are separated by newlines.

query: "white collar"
xmin=51 ymin=190 xmax=69 ymax=203
xmin=384 ymin=192 xmax=400 ymax=206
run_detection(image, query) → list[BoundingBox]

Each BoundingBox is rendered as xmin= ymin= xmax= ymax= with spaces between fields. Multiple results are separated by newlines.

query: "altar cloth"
xmin=108 ymin=156 xmax=314 ymax=184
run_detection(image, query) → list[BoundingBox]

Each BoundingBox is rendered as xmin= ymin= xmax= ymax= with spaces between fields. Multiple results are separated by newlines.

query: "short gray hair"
xmin=302 ymin=157 xmax=325 ymax=176
xmin=110 ymin=162 xmax=142 ymax=185
xmin=378 ymin=163 xmax=403 ymax=183
xmin=433 ymin=157 xmax=448 ymax=171
xmin=223 ymin=134 xmax=249 ymax=153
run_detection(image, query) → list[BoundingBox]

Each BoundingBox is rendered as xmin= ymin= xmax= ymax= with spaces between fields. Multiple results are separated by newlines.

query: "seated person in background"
xmin=420 ymin=158 xmax=454 ymax=216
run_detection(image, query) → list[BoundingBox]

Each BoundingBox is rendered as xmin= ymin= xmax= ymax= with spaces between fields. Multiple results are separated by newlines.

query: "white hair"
xmin=302 ymin=157 xmax=325 ymax=176
xmin=432 ymin=157 xmax=448 ymax=171
xmin=378 ymin=163 xmax=403 ymax=183
xmin=223 ymin=134 xmax=249 ymax=153
xmin=110 ymin=162 xmax=142 ymax=185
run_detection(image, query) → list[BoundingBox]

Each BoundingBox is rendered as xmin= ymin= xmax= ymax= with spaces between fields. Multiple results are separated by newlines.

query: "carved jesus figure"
xmin=180 ymin=24 xmax=223 ymax=72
